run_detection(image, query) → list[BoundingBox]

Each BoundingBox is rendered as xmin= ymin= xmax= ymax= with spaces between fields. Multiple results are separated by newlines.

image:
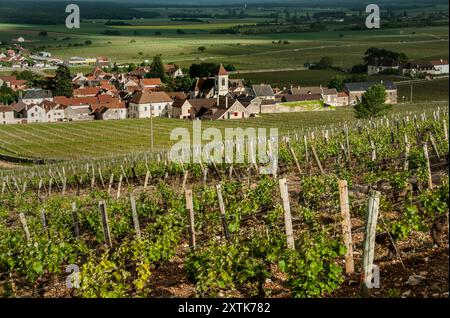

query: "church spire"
xmin=217 ymin=64 xmax=229 ymax=76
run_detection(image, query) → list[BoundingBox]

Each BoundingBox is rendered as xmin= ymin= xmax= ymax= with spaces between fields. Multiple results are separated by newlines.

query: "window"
xmin=31 ymin=113 xmax=34 ymax=118
xmin=234 ymin=112 xmax=238 ymax=117
xmin=222 ymin=78 xmax=226 ymax=86
xmin=144 ymin=106 xmax=147 ymax=111
xmin=2 ymin=112 xmax=5 ymax=118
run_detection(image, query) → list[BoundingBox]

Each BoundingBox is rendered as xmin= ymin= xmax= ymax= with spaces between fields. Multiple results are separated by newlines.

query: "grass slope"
xmin=0 ymin=102 xmax=446 ymax=161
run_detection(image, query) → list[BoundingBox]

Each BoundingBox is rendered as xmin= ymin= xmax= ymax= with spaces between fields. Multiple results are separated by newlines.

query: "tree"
xmin=166 ymin=76 xmax=194 ymax=92
xmin=146 ymin=55 xmax=166 ymax=81
xmin=363 ymin=47 xmax=408 ymax=65
xmin=50 ymin=65 xmax=73 ymax=97
xmin=127 ymin=63 xmax=137 ymax=72
xmin=198 ymin=46 xmax=206 ymax=53
xmin=328 ymin=75 xmax=346 ymax=92
xmin=0 ymin=83 xmax=17 ymax=105
xmin=189 ymin=63 xmax=219 ymax=78
xmin=38 ymin=30 xmax=48 ymax=37
xmin=224 ymin=64 xmax=236 ymax=72
xmin=349 ymin=74 xmax=367 ymax=83
xmin=353 ymin=84 xmax=391 ymax=119
xmin=351 ymin=64 xmax=368 ymax=74
xmin=316 ymin=56 xmax=334 ymax=69
xmin=85 ymin=40 xmax=92 ymax=45
xmin=12 ymin=70 xmax=46 ymax=87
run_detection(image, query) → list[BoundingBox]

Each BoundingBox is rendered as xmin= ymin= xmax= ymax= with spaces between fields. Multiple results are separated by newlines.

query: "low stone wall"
xmin=0 ymin=153 xmax=58 ymax=165
xmin=261 ymin=103 xmax=329 ymax=114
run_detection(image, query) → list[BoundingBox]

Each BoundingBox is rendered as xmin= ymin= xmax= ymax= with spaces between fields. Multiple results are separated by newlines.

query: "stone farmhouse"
xmin=367 ymin=57 xmax=400 ymax=75
xmin=0 ymin=76 xmax=27 ymax=91
xmin=344 ymin=81 xmax=398 ymax=105
xmin=129 ymin=90 xmax=173 ymax=118
xmin=0 ymin=105 xmax=15 ymax=125
xmin=172 ymin=96 xmax=249 ymax=120
xmin=402 ymin=59 xmax=449 ymax=77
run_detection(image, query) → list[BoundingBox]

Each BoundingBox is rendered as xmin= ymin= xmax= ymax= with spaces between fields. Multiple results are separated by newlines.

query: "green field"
xmin=397 ymin=78 xmax=450 ymax=102
xmin=0 ymin=102 xmax=446 ymax=161
xmin=1 ymin=21 xmax=448 ymax=70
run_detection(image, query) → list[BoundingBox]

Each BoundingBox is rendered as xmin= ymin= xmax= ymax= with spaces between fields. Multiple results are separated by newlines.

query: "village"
xmin=0 ymin=42 xmax=448 ymax=125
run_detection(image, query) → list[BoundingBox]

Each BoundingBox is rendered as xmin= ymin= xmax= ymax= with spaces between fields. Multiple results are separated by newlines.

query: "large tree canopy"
xmin=146 ymin=55 xmax=166 ymax=81
xmin=50 ymin=65 xmax=73 ymax=97
xmin=363 ymin=47 xmax=408 ymax=65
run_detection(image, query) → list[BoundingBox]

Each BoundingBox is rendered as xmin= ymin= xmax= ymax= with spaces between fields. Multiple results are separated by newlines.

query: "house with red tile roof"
xmin=129 ymin=90 xmax=173 ymax=118
xmin=0 ymin=104 xmax=15 ymax=125
xmin=0 ymin=76 xmax=27 ymax=91
xmin=73 ymin=87 xmax=102 ymax=97
xmin=430 ymin=59 xmax=449 ymax=75
xmin=139 ymin=78 xmax=163 ymax=90
xmin=164 ymin=64 xmax=184 ymax=78
xmin=92 ymin=102 xmax=127 ymax=120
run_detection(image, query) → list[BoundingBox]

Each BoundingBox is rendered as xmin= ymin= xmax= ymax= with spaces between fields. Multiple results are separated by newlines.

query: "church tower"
xmin=215 ymin=64 xmax=229 ymax=97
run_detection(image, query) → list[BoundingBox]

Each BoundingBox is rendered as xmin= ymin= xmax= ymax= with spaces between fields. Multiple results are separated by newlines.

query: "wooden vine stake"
xmin=18 ymin=213 xmax=31 ymax=244
xmin=360 ymin=191 xmax=381 ymax=298
xmin=143 ymin=170 xmax=150 ymax=189
xmin=117 ymin=174 xmax=123 ymax=199
xmin=443 ymin=120 xmax=448 ymax=142
xmin=311 ymin=145 xmax=325 ymax=175
xmin=185 ymin=190 xmax=196 ymax=249
xmin=182 ymin=170 xmax=189 ymax=191
xmin=423 ymin=144 xmax=433 ymax=190
xmin=286 ymin=138 xmax=302 ymax=177
xmin=62 ymin=177 xmax=67 ymax=196
xmin=121 ymin=165 xmax=130 ymax=186
xmin=99 ymin=201 xmax=112 ymax=248
xmin=71 ymin=202 xmax=80 ymax=238
xmin=40 ymin=209 xmax=47 ymax=232
xmin=429 ymin=134 xmax=440 ymax=160
xmin=98 ymin=167 xmax=105 ymax=189
xmin=108 ymin=174 xmax=114 ymax=195
xmin=279 ymin=179 xmax=295 ymax=250
xmin=370 ymin=140 xmax=377 ymax=162
xmin=129 ymin=195 xmax=141 ymax=239
xmin=345 ymin=127 xmax=351 ymax=162
xmin=338 ymin=180 xmax=354 ymax=275
xmin=303 ymin=135 xmax=310 ymax=164
xmin=404 ymin=135 xmax=410 ymax=171
xmin=216 ymin=184 xmax=231 ymax=241
xmin=48 ymin=177 xmax=53 ymax=196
